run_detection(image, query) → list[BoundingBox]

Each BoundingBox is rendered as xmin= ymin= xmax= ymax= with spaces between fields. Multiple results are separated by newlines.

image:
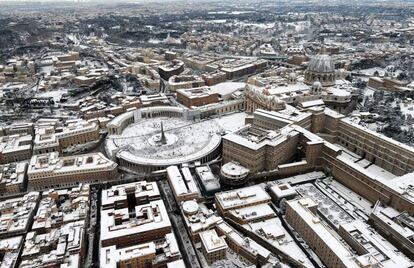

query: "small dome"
xmin=312 ymin=81 xmax=322 ymax=90
xmin=308 ymin=54 xmax=334 ymax=73
xmin=182 ymin=200 xmax=199 ymax=215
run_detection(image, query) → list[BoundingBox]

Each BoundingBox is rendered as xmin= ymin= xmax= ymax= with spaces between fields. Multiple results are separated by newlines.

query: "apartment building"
xmin=0 ymin=162 xmax=27 ymax=197
xmin=100 ymin=232 xmax=180 ymax=268
xmin=100 ymin=199 xmax=171 ymax=248
xmin=101 ymin=181 xmax=160 ymax=210
xmin=0 ymin=134 xmax=32 ymax=164
xmin=285 ymin=198 xmax=360 ymax=268
xmin=33 ymin=120 xmax=100 ymax=154
xmin=27 ymin=152 xmax=118 ymax=190
xmin=166 ymin=166 xmax=200 ymax=203
xmin=0 ymin=192 xmax=40 ymax=239
xmin=222 ymin=125 xmax=300 ymax=173
xmin=215 ymin=185 xmax=271 ymax=216
xmin=200 ymin=229 xmax=228 ymax=265
xmin=176 ymin=86 xmax=219 ymax=108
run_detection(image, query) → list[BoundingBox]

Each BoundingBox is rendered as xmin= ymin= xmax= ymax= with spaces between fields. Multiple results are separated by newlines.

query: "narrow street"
xmin=158 ymin=180 xmax=202 ymax=268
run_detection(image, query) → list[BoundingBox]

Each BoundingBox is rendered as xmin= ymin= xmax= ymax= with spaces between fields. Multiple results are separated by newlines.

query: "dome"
xmin=288 ymin=72 xmax=297 ymax=84
xmin=307 ymin=54 xmax=334 ymax=73
xmin=182 ymin=200 xmax=199 ymax=215
xmin=312 ymin=81 xmax=322 ymax=90
xmin=220 ymin=161 xmax=250 ymax=186
xmin=305 ymin=53 xmax=336 ymax=87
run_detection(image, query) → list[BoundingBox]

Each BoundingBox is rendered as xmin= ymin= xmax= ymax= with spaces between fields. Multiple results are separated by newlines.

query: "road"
xmin=85 ymin=189 xmax=99 ymax=267
xmin=160 ymin=78 xmax=167 ymax=93
xmin=158 ymin=180 xmax=202 ymax=268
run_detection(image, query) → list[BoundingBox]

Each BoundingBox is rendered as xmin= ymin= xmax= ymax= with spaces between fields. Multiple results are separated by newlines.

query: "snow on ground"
xmin=358 ymin=67 xmax=386 ymax=77
xmin=37 ymin=89 xmax=68 ymax=102
xmin=114 ymin=117 xmax=222 ymax=160
xmin=400 ymin=101 xmax=414 ymax=117
xmin=235 ymin=22 xmax=275 ymax=29
xmin=39 ymin=65 xmax=54 ymax=76
xmin=363 ymin=87 xmax=375 ymax=98
xmin=213 ymin=112 xmax=247 ymax=132
xmin=210 ymin=81 xmax=245 ymax=97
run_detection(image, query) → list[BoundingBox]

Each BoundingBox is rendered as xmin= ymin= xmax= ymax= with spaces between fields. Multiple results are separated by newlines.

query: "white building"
xmin=32 ymin=184 xmax=90 ymax=232
xmin=215 ymin=185 xmax=271 ymax=215
xmin=166 ymin=166 xmax=200 ymax=203
xmin=0 ymin=162 xmax=27 ymax=197
xmin=285 ymin=198 xmax=360 ymax=268
xmin=100 ymin=199 xmax=171 ymax=248
xmin=0 ymin=236 xmax=23 ymax=268
xmin=200 ymin=229 xmax=228 ymax=265
xmin=181 ymin=200 xmax=223 ymax=242
xmin=27 ymin=152 xmax=118 ymax=190
xmin=0 ymin=134 xmax=32 ymax=164
xmin=101 ymin=181 xmax=160 ymax=210
xmin=100 ymin=232 xmax=181 ymax=268
xmin=0 ymin=192 xmax=39 ymax=238
xmin=20 ymin=221 xmax=86 ymax=268
xmin=33 ymin=120 xmax=100 ymax=154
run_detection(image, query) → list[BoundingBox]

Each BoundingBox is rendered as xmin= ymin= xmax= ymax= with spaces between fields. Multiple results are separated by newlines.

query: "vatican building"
xmin=245 ymin=52 xmax=359 ymax=115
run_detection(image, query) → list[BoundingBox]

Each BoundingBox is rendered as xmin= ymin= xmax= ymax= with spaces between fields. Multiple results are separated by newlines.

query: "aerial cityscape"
xmin=0 ymin=0 xmax=414 ymax=267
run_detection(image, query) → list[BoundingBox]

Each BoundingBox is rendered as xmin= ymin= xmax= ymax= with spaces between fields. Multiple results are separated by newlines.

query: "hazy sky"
xmin=1 ymin=0 xmax=412 ymax=3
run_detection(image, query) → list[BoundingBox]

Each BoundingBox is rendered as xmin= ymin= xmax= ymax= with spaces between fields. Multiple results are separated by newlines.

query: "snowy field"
xmin=213 ymin=112 xmax=247 ymax=132
xmin=37 ymin=89 xmax=68 ymax=102
xmin=114 ymin=117 xmax=222 ymax=160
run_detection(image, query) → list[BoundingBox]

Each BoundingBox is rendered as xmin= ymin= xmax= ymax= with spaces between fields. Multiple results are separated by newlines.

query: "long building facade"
xmin=223 ymin=107 xmax=414 ymax=216
xmin=27 ymin=152 xmax=118 ymax=190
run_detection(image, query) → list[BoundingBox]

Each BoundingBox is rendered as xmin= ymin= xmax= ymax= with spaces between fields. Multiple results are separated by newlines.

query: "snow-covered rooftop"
xmin=215 ymin=185 xmax=270 ymax=211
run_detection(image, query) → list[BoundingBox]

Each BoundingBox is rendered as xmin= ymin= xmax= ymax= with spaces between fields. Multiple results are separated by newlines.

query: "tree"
xmin=397 ymin=72 xmax=408 ymax=81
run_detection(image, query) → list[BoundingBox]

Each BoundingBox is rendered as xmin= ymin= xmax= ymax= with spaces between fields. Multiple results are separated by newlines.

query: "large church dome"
xmin=305 ymin=53 xmax=335 ymax=87
xmin=308 ymin=54 xmax=335 ymax=73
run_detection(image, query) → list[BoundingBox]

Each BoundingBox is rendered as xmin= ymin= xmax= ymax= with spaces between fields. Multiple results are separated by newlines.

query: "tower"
xmin=160 ymin=122 xmax=167 ymax=145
